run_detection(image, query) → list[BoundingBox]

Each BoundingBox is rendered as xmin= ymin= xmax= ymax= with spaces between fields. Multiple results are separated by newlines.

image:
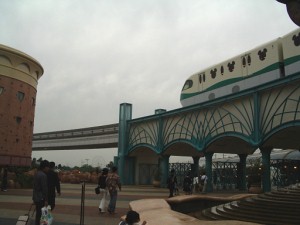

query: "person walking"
xmin=32 ymin=160 xmax=50 ymax=225
xmin=47 ymin=161 xmax=61 ymax=211
xmin=1 ymin=165 xmax=8 ymax=192
xmin=193 ymin=174 xmax=200 ymax=194
xmin=167 ymin=169 xmax=177 ymax=198
xmin=183 ymin=171 xmax=193 ymax=195
xmin=106 ymin=166 xmax=121 ymax=214
xmin=98 ymin=168 xmax=109 ymax=213
xmin=200 ymin=172 xmax=208 ymax=193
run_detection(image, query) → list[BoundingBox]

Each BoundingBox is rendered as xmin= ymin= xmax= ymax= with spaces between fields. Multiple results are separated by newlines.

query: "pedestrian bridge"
xmin=32 ymin=123 xmax=118 ymax=150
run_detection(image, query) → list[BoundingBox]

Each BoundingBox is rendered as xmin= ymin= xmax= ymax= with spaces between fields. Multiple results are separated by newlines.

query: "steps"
xmin=202 ymin=183 xmax=300 ymax=225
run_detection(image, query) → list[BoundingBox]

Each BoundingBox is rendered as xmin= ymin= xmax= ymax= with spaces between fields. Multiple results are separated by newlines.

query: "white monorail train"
xmin=180 ymin=28 xmax=300 ymax=107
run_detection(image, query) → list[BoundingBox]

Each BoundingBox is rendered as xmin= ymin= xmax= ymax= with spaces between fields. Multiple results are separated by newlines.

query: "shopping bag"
xmin=40 ymin=206 xmax=53 ymax=225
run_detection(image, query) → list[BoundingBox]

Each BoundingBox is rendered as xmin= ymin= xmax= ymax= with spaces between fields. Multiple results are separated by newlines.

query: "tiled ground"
xmin=0 ymin=183 xmax=169 ymax=225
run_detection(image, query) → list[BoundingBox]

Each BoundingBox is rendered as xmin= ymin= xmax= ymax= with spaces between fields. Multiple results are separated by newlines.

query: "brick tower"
xmin=0 ymin=44 xmax=44 ymax=166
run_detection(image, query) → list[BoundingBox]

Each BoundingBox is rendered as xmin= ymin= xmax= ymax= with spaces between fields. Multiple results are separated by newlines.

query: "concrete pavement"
xmin=0 ymin=183 xmax=259 ymax=225
xmin=0 ymin=183 xmax=169 ymax=225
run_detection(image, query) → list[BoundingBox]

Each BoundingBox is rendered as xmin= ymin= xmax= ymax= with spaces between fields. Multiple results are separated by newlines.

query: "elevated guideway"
xmin=32 ymin=123 xmax=119 ymax=150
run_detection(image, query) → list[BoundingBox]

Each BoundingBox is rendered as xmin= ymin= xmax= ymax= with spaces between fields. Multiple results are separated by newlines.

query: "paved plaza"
xmin=0 ymin=183 xmax=259 ymax=225
xmin=0 ymin=183 xmax=169 ymax=225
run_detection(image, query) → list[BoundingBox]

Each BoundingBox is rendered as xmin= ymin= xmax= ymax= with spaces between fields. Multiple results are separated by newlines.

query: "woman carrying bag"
xmin=98 ymin=168 xmax=109 ymax=213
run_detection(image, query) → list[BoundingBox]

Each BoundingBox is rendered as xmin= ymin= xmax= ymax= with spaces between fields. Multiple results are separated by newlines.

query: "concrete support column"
xmin=205 ymin=152 xmax=214 ymax=192
xmin=238 ymin=154 xmax=247 ymax=191
xmin=260 ymin=146 xmax=273 ymax=192
xmin=118 ymin=103 xmax=132 ymax=184
xmin=192 ymin=156 xmax=200 ymax=177
xmin=160 ymin=155 xmax=170 ymax=188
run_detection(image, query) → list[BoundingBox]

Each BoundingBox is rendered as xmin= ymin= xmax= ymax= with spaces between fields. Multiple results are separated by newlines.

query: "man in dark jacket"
xmin=33 ymin=160 xmax=49 ymax=225
xmin=167 ymin=169 xmax=177 ymax=198
xmin=47 ymin=161 xmax=61 ymax=210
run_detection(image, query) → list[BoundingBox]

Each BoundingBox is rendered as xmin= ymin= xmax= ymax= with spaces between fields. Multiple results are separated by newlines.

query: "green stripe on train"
xmin=284 ymin=55 xmax=300 ymax=66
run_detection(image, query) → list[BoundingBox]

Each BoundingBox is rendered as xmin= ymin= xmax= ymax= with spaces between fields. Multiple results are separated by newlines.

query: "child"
xmin=119 ymin=210 xmax=147 ymax=225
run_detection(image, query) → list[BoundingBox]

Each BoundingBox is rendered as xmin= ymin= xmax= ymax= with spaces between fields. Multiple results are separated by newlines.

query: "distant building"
xmin=0 ymin=44 xmax=44 ymax=166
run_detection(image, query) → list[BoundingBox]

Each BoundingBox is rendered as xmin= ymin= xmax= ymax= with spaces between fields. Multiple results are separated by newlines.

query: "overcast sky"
xmin=0 ymin=0 xmax=298 ymax=167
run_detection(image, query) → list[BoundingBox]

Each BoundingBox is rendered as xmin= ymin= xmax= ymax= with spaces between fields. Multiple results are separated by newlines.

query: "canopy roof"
xmin=213 ymin=149 xmax=300 ymax=163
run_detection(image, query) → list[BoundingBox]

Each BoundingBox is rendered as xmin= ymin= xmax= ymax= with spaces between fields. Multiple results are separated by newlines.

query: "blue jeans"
xmin=108 ymin=190 xmax=118 ymax=213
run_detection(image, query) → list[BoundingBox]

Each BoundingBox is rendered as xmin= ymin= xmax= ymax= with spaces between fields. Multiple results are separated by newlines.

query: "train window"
xmin=247 ymin=55 xmax=251 ymax=65
xmin=221 ymin=66 xmax=224 ymax=75
xmin=199 ymin=74 xmax=202 ymax=83
xmin=210 ymin=68 xmax=217 ymax=79
xmin=257 ymin=48 xmax=267 ymax=61
xmin=227 ymin=61 xmax=235 ymax=72
xmin=203 ymin=73 xmax=206 ymax=82
xmin=182 ymin=80 xmax=193 ymax=90
xmin=242 ymin=57 xmax=246 ymax=67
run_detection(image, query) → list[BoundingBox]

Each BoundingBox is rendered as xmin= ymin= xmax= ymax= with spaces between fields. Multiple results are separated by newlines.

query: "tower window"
xmin=16 ymin=117 xmax=22 ymax=124
xmin=17 ymin=92 xmax=25 ymax=102
xmin=32 ymin=97 xmax=36 ymax=106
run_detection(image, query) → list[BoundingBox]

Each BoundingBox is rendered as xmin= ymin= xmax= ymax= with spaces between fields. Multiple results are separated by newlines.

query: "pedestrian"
xmin=106 ymin=166 xmax=121 ymax=214
xmin=1 ymin=165 xmax=8 ymax=192
xmin=167 ymin=169 xmax=177 ymax=198
xmin=183 ymin=171 xmax=193 ymax=195
xmin=193 ymin=174 xmax=200 ymax=193
xmin=98 ymin=167 xmax=109 ymax=213
xmin=119 ymin=210 xmax=147 ymax=225
xmin=47 ymin=161 xmax=61 ymax=210
xmin=200 ymin=172 xmax=208 ymax=193
xmin=32 ymin=160 xmax=50 ymax=225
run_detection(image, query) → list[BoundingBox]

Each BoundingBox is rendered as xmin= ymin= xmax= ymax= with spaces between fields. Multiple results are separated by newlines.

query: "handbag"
xmin=40 ymin=206 xmax=53 ymax=225
xmin=95 ymin=186 xmax=100 ymax=195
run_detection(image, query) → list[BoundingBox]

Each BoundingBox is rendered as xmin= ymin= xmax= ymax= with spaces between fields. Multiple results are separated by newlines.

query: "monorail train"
xmin=180 ymin=28 xmax=300 ymax=107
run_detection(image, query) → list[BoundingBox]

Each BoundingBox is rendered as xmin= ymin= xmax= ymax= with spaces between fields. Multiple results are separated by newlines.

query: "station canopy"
xmin=212 ymin=149 xmax=300 ymax=163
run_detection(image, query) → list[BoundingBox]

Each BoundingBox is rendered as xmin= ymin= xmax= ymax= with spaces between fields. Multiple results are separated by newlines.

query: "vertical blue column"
xmin=155 ymin=108 xmax=167 ymax=187
xmin=161 ymin=155 xmax=170 ymax=188
xmin=192 ymin=156 xmax=200 ymax=177
xmin=260 ymin=146 xmax=272 ymax=192
xmin=253 ymin=92 xmax=261 ymax=146
xmin=238 ymin=154 xmax=247 ymax=191
xmin=205 ymin=152 xmax=214 ymax=192
xmin=118 ymin=103 xmax=132 ymax=184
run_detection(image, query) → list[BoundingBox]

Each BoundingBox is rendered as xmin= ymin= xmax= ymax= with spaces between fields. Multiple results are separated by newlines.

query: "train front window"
xmin=182 ymin=80 xmax=193 ymax=91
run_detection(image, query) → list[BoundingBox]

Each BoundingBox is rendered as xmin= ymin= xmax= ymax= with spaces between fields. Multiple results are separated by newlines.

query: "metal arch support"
xmin=260 ymin=146 xmax=273 ymax=192
xmin=205 ymin=152 xmax=214 ymax=192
